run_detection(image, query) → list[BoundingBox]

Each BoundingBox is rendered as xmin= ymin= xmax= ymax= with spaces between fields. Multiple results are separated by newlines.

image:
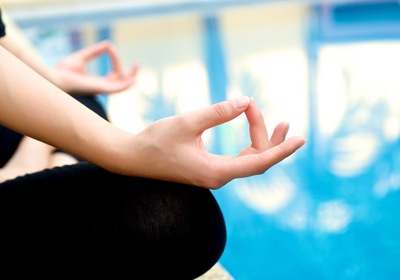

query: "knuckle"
xmin=175 ymin=114 xmax=191 ymax=129
xmin=213 ymin=103 xmax=227 ymax=119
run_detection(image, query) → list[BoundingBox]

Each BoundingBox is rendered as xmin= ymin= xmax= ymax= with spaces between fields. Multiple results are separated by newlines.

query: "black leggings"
xmin=0 ymin=162 xmax=226 ymax=278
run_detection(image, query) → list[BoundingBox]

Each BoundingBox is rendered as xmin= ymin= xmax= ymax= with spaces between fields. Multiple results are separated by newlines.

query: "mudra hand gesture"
xmin=53 ymin=40 xmax=139 ymax=95
xmin=108 ymin=96 xmax=306 ymax=189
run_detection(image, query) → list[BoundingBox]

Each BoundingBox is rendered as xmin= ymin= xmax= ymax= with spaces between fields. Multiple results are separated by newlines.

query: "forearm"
xmin=0 ymin=46 xmax=131 ymax=172
xmin=0 ymin=11 xmax=58 ymax=85
xmin=0 ymin=43 xmax=306 ymax=189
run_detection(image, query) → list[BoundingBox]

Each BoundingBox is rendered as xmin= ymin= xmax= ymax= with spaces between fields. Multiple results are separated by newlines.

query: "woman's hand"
xmin=119 ymin=96 xmax=306 ymax=189
xmin=53 ymin=40 xmax=139 ymax=95
xmin=0 ymin=45 xmax=304 ymax=190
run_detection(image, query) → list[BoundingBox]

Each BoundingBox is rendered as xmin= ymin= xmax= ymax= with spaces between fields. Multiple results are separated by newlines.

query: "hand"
xmin=52 ymin=40 xmax=139 ymax=95
xmin=121 ymin=96 xmax=306 ymax=189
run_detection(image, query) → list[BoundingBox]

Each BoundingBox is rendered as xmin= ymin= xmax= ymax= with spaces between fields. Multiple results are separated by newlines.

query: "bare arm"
xmin=0 ymin=46 xmax=128 ymax=168
xmin=0 ymin=45 xmax=306 ymax=189
xmin=0 ymin=13 xmax=54 ymax=83
xmin=0 ymin=12 xmax=138 ymax=95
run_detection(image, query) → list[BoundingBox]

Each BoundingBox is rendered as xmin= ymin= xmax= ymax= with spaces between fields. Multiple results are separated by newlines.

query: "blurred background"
xmin=3 ymin=0 xmax=400 ymax=279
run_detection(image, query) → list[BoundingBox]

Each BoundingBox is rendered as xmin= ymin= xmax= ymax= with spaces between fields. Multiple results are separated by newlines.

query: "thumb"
xmin=186 ymin=96 xmax=251 ymax=132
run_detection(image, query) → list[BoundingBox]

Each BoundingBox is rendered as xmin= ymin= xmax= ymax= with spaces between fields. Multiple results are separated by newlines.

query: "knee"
xmin=120 ymin=183 xmax=227 ymax=279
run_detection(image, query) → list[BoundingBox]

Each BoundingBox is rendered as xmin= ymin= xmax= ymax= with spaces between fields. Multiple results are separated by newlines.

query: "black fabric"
xmin=0 ymin=8 xmax=5 ymax=38
xmin=0 ymin=8 xmax=22 ymax=166
xmin=0 ymin=162 xmax=227 ymax=278
xmin=0 ymin=126 xmax=23 ymax=167
xmin=0 ymin=9 xmax=226 ymax=277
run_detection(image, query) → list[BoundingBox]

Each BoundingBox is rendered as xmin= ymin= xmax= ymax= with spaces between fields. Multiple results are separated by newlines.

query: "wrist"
xmin=95 ymin=127 xmax=137 ymax=176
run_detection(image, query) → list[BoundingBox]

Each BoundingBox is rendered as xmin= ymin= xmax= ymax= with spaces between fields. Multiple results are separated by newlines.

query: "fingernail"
xmin=231 ymin=96 xmax=250 ymax=109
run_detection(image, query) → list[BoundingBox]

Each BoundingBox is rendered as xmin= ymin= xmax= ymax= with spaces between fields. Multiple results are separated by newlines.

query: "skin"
xmin=0 ymin=14 xmax=139 ymax=182
xmin=52 ymin=40 xmax=139 ymax=95
xmin=0 ymin=137 xmax=54 ymax=182
xmin=0 ymin=40 xmax=139 ymax=182
xmin=0 ymin=44 xmax=306 ymax=189
xmin=0 ymin=17 xmax=139 ymax=95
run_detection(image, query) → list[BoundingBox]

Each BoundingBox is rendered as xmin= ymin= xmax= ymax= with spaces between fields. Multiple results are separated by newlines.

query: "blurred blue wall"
xmin=10 ymin=0 xmax=400 ymax=279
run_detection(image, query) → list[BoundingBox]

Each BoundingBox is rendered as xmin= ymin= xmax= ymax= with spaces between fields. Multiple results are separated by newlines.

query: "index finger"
xmin=76 ymin=41 xmax=124 ymax=74
xmin=182 ymin=96 xmax=251 ymax=133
